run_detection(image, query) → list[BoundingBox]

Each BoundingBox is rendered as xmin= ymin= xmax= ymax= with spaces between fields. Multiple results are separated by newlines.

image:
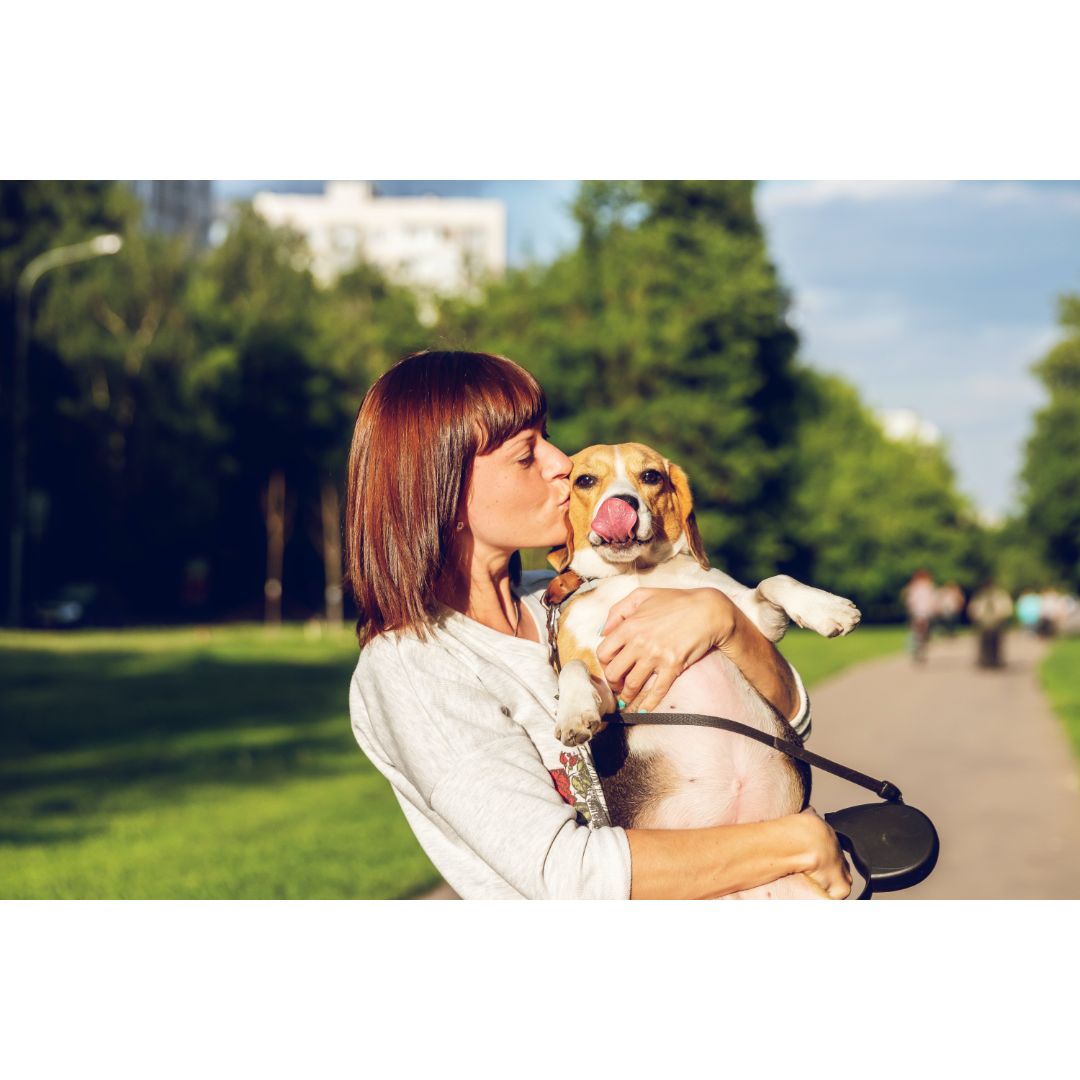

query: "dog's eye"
xmin=639 ymin=470 xmax=664 ymax=485
xmin=574 ymin=474 xmax=598 ymax=489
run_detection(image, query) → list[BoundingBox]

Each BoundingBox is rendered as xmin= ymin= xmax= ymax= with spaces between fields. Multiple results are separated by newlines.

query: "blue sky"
xmin=217 ymin=180 xmax=1080 ymax=519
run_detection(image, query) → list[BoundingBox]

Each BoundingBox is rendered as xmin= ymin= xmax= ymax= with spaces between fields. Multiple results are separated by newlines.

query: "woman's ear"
xmin=668 ymin=462 xmax=710 ymax=570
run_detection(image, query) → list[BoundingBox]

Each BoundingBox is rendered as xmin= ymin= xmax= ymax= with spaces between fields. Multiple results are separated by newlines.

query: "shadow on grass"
xmin=1 ymin=648 xmax=357 ymax=757
xmin=1 ymin=645 xmax=363 ymax=847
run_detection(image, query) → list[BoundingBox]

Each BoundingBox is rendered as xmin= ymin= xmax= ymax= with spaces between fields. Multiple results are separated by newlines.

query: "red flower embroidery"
xmin=550 ymin=768 xmax=574 ymax=805
xmin=559 ymin=752 xmax=580 ymax=768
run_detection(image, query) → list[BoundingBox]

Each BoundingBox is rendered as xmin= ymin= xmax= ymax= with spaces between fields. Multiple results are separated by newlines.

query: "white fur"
xmin=551 ymin=447 xmax=862 ymax=898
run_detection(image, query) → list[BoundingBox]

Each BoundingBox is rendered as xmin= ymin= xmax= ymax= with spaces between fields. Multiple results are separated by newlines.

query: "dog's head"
xmin=548 ymin=442 xmax=710 ymax=577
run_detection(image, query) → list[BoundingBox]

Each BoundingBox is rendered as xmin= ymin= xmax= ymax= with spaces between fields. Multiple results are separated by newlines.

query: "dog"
xmin=546 ymin=442 xmax=861 ymax=898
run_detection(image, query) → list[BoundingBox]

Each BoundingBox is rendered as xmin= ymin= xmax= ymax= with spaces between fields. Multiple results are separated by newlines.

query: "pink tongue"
xmin=591 ymin=498 xmax=638 ymax=542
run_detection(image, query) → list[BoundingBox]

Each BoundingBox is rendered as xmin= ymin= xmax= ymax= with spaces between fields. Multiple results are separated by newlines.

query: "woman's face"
xmin=464 ymin=423 xmax=573 ymax=553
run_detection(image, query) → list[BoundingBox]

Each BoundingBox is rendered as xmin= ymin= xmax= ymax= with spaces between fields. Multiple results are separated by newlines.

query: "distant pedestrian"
xmin=902 ymin=569 xmax=937 ymax=663
xmin=968 ymin=580 xmax=1014 ymax=669
xmin=1016 ymin=590 xmax=1042 ymax=635
xmin=936 ymin=582 xmax=965 ymax=636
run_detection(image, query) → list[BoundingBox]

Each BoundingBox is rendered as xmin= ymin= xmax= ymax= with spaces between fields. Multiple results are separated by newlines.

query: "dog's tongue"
xmin=591 ymin=498 xmax=638 ymax=543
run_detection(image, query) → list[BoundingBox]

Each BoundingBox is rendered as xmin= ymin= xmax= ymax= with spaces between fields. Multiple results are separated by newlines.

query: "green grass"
xmin=0 ymin=623 xmax=907 ymax=899
xmin=778 ymin=625 xmax=909 ymax=688
xmin=0 ymin=625 xmax=440 ymax=899
xmin=1039 ymin=637 xmax=1080 ymax=761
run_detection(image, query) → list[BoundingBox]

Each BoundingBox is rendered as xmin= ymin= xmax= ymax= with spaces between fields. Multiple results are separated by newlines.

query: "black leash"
xmin=607 ymin=711 xmax=904 ymax=803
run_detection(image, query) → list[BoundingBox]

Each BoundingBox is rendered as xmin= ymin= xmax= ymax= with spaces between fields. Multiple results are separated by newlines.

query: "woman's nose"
xmin=546 ymin=444 xmax=573 ymax=478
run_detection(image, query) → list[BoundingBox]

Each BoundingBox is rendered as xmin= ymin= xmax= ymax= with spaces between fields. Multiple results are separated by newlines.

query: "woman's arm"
xmin=596 ymin=587 xmax=798 ymax=718
xmin=627 ymin=809 xmax=850 ymax=899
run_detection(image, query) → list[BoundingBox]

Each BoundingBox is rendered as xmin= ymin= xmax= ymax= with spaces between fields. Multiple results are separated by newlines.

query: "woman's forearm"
xmin=626 ymin=814 xmax=821 ymax=899
xmin=712 ymin=597 xmax=798 ymax=721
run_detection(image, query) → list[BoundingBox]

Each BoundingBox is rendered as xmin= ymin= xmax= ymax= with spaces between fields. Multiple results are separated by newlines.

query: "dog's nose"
xmin=613 ymin=494 xmax=639 ymax=512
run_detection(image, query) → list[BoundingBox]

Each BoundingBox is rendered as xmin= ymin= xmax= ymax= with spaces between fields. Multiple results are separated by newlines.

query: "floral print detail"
xmin=550 ymin=768 xmax=574 ymax=805
xmin=550 ymin=751 xmax=593 ymax=824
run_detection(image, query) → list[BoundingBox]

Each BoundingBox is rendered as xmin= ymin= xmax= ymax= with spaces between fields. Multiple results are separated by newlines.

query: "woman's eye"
xmin=574 ymin=474 xmax=597 ymax=489
xmin=518 ymin=455 xmax=535 ymax=468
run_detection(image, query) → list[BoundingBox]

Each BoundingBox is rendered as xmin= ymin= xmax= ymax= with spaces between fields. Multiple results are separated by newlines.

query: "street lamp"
xmin=7 ymin=233 xmax=124 ymax=627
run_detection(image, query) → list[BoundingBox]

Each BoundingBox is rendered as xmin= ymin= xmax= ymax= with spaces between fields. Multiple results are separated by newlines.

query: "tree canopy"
xmin=2 ymin=180 xmax=1003 ymax=625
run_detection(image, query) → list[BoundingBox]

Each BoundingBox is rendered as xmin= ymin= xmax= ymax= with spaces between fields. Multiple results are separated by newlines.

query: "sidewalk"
xmin=808 ymin=631 xmax=1080 ymax=899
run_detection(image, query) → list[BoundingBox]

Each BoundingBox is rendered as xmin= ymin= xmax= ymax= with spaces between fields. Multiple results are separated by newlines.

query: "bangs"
xmin=467 ymin=354 xmax=548 ymax=453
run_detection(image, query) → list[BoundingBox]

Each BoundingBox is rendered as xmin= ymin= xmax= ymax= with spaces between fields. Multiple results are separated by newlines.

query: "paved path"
xmin=418 ymin=632 xmax=1080 ymax=899
xmin=809 ymin=632 xmax=1080 ymax=899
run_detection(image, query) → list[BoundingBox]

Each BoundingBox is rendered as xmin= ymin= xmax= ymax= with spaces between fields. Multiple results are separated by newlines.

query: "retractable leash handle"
xmin=824 ymin=802 xmax=940 ymax=899
xmin=609 ymin=712 xmax=940 ymax=900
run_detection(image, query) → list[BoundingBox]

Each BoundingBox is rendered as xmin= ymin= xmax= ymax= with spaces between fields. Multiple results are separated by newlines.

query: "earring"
xmin=456 ymin=521 xmax=464 ymax=531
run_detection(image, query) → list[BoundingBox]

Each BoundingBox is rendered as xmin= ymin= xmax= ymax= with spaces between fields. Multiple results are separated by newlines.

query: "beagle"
xmin=546 ymin=442 xmax=861 ymax=898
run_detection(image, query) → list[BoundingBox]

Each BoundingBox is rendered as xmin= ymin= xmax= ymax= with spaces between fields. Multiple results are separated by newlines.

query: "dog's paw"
xmin=791 ymin=590 xmax=862 ymax=638
xmin=554 ymin=705 xmax=604 ymax=747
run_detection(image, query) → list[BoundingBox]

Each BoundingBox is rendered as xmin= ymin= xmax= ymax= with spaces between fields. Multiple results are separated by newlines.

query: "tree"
xmin=437 ymin=180 xmax=803 ymax=581
xmin=0 ymin=182 xmax=140 ymax=616
xmin=790 ymin=372 xmax=986 ymax=619
xmin=1020 ymin=293 xmax=1080 ymax=590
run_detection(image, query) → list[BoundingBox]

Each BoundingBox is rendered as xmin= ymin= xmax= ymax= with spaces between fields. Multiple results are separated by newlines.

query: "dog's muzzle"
xmin=590 ymin=494 xmax=652 ymax=547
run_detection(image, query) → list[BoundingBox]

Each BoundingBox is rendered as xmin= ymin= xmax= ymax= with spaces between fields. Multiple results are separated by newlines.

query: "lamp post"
xmin=7 ymin=234 xmax=124 ymax=627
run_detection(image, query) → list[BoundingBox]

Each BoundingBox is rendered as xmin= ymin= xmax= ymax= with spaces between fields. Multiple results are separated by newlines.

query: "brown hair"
xmin=346 ymin=350 xmax=546 ymax=647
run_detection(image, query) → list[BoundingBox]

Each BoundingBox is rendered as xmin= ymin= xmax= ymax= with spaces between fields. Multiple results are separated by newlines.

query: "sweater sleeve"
xmin=429 ymin=738 xmax=632 ymax=900
xmin=350 ymin=637 xmax=632 ymax=899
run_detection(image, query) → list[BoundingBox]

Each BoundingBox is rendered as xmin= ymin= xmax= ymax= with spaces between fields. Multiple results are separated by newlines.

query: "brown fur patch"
xmin=590 ymin=725 xmax=681 ymax=829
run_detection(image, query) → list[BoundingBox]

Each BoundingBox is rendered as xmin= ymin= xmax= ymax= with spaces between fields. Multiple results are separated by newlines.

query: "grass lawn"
xmin=1039 ymin=637 xmax=1080 ymax=761
xmin=0 ymin=622 xmax=906 ymax=899
xmin=0 ymin=625 xmax=438 ymax=900
xmin=778 ymin=625 xmax=909 ymax=688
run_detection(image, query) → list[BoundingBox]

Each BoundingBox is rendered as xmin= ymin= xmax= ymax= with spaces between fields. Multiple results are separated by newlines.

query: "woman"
xmin=347 ymin=350 xmax=850 ymax=900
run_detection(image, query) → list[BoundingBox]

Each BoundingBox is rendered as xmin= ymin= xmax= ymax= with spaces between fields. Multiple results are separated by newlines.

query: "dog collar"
xmin=540 ymin=570 xmax=602 ymax=674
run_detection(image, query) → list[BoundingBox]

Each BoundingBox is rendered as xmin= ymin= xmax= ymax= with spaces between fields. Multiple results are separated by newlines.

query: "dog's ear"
xmin=547 ymin=517 xmax=576 ymax=572
xmin=668 ymin=462 xmax=710 ymax=570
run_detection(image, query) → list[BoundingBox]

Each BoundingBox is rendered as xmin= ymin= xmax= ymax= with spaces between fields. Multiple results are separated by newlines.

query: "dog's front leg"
xmin=554 ymin=657 xmax=616 ymax=748
xmin=756 ymin=575 xmax=862 ymax=639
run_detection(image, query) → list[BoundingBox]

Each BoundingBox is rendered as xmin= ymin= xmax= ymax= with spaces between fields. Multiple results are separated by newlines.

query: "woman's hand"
xmin=596 ymin=587 xmax=736 ymax=712
xmin=797 ymin=808 xmax=853 ymax=899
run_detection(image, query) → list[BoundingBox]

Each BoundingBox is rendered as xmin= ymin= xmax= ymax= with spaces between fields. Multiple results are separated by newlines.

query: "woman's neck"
xmin=438 ymin=548 xmax=531 ymax=640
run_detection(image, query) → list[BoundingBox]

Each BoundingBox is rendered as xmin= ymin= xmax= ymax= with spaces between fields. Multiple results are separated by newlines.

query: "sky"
xmin=217 ymin=180 xmax=1080 ymax=520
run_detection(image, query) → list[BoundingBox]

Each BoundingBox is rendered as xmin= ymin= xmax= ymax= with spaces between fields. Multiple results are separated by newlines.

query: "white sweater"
xmin=348 ymin=570 xmax=810 ymax=899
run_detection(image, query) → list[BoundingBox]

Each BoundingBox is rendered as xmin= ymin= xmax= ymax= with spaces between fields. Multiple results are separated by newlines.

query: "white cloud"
xmin=976 ymin=182 xmax=1080 ymax=212
xmin=761 ymin=179 xmax=1080 ymax=215
xmin=760 ymin=180 xmax=956 ymax=209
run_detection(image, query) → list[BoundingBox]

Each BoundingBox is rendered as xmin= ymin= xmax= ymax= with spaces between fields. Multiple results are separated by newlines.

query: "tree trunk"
xmin=264 ymin=470 xmax=285 ymax=624
xmin=321 ymin=481 xmax=344 ymax=624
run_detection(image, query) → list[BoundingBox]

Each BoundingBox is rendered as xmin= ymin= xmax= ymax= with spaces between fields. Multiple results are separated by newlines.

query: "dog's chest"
xmin=561 ymin=561 xmax=710 ymax=651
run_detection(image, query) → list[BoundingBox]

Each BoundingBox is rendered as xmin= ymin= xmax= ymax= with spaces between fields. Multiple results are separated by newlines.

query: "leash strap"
xmin=609 ymin=712 xmax=903 ymax=803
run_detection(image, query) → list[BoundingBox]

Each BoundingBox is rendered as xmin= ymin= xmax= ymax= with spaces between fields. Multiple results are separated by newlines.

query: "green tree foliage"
xmin=5 ymin=187 xmax=423 ymax=621
xmin=438 ymin=180 xmax=802 ymax=581
xmin=5 ymin=180 xmax=992 ymax=624
xmin=0 ymin=182 xmax=141 ymax=615
xmin=790 ymin=372 xmax=987 ymax=618
xmin=1020 ymin=294 xmax=1080 ymax=590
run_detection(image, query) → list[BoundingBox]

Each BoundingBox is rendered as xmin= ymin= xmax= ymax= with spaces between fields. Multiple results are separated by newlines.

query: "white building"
xmin=252 ymin=181 xmax=507 ymax=298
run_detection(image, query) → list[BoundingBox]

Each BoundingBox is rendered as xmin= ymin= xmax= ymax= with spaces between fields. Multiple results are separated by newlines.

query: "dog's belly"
xmin=594 ymin=650 xmax=807 ymax=832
